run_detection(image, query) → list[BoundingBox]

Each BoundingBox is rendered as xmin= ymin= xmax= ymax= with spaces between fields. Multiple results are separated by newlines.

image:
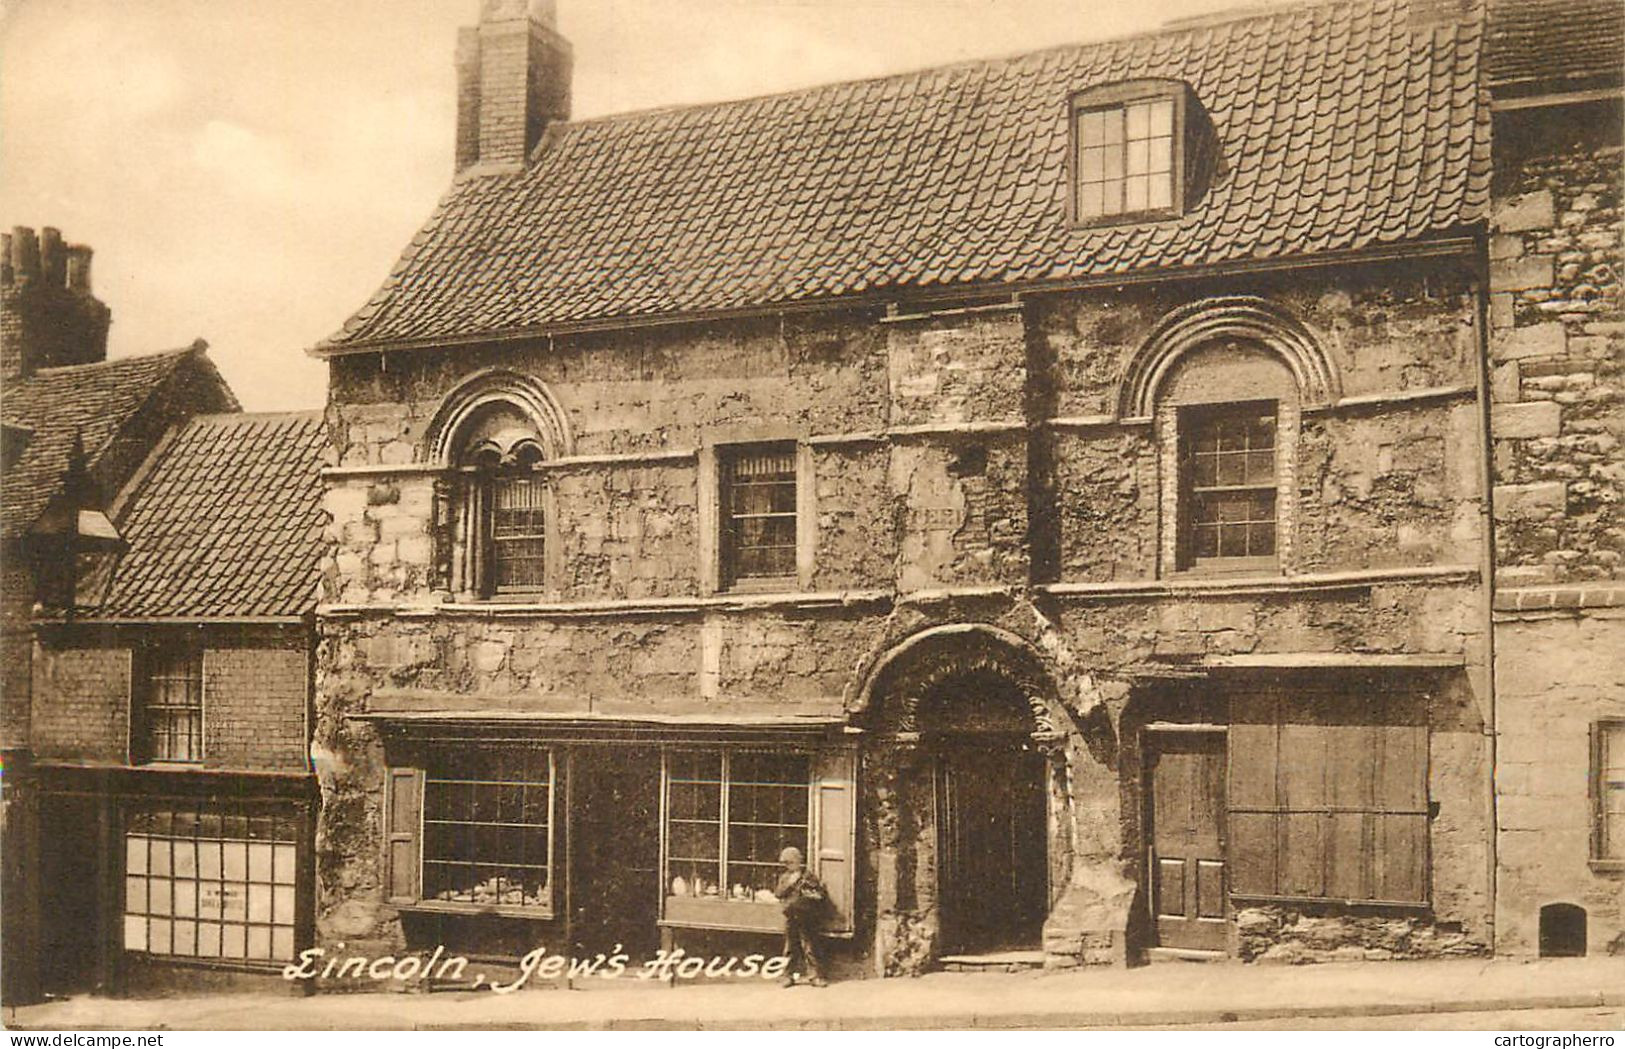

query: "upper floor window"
xmin=451 ymin=402 xmax=554 ymax=599
xmin=1151 ymin=337 xmax=1301 ymax=578
xmin=720 ymin=443 xmax=798 ymax=587
xmin=1595 ymin=720 xmax=1625 ymax=869
xmin=1072 ymin=82 xmax=1196 ymax=225
xmin=1183 ymin=404 xmax=1278 ymax=567
xmin=139 ymin=646 xmax=203 ymax=763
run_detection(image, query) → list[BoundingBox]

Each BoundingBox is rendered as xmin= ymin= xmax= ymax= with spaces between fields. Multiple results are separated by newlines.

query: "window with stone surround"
xmin=1593 ymin=720 xmax=1625 ymax=869
xmin=1154 ymin=340 xmax=1299 ymax=577
xmin=447 ymin=400 xmax=557 ymax=599
xmin=136 ymin=644 xmax=203 ymax=764
xmin=1181 ymin=404 xmax=1278 ymax=570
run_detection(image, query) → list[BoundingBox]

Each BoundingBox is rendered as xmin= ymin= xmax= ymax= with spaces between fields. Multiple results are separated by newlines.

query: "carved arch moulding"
xmin=1117 ymin=296 xmax=1341 ymax=420
xmin=848 ymin=623 xmax=1071 ymax=745
xmin=422 ymin=368 xmax=576 ymax=466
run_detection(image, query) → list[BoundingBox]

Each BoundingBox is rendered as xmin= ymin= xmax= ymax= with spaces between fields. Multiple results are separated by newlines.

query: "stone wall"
xmin=1488 ymin=98 xmax=1625 ymax=959
xmin=316 ymin=261 xmax=1495 ymax=969
xmin=1494 ymin=609 xmax=1625 ymax=957
xmin=1489 ymin=105 xmax=1624 ymax=585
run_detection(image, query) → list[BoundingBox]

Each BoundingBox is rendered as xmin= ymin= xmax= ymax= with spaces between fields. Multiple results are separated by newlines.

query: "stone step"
xmin=1146 ymin=946 xmax=1228 ymax=963
xmin=938 ymin=949 xmax=1047 ymax=972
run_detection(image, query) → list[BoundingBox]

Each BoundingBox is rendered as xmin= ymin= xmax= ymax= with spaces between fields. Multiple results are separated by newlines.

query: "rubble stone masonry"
xmin=1490 ymin=100 xmax=1625 ymax=958
xmin=315 ymin=256 xmax=1495 ymax=970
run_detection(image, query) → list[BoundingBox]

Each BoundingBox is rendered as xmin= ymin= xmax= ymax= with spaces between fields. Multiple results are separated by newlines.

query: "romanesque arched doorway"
xmin=855 ymin=625 xmax=1069 ymax=968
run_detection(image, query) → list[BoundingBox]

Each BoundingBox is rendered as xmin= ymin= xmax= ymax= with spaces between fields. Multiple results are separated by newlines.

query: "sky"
xmin=2 ymin=0 xmax=1250 ymax=412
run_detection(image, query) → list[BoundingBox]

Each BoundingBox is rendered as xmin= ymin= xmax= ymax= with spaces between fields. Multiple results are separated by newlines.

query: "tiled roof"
xmin=1487 ymin=0 xmax=1624 ymax=92
xmin=1 ymin=347 xmax=225 ymax=541
xmin=320 ymin=0 xmax=1491 ymax=352
xmin=95 ymin=412 xmax=329 ymax=619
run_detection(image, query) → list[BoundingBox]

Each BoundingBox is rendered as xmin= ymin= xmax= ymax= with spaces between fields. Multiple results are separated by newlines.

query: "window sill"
xmin=721 ymin=577 xmax=799 ymax=596
xmin=662 ymin=895 xmax=784 ymax=933
xmin=1230 ymin=893 xmax=1430 ymax=911
xmin=1070 ymin=205 xmax=1183 ymax=230
xmin=1174 ymin=558 xmax=1282 ymax=579
xmin=1586 ymin=859 xmax=1625 ymax=874
xmin=398 ymin=900 xmax=556 ymax=921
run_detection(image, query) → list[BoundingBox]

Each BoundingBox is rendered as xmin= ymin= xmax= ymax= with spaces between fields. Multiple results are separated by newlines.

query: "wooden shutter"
xmin=386 ymin=767 xmax=423 ymax=903
xmin=812 ymin=748 xmax=857 ymax=935
xmin=1226 ymin=692 xmax=1279 ymax=897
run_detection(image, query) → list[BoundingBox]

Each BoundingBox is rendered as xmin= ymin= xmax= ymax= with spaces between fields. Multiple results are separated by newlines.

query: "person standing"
xmin=774 ymin=846 xmax=828 ymax=987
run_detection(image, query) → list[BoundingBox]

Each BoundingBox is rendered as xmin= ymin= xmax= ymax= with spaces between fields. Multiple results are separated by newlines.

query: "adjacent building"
xmin=309 ymin=0 xmax=1507 ymax=976
xmin=1 ymin=227 xmax=328 ymax=1001
xmin=1 ymin=227 xmax=241 ymax=1003
xmin=1484 ymin=0 xmax=1625 ymax=959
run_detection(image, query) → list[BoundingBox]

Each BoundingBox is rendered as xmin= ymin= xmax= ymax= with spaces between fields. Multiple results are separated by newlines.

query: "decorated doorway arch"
xmin=855 ymin=625 xmax=1073 ymax=972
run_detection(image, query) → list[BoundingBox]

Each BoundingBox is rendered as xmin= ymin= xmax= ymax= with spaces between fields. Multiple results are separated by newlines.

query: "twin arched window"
xmin=428 ymin=372 xmax=572 ymax=600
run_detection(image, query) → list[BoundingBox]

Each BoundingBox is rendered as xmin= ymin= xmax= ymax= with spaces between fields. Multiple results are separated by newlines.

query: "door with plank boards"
xmin=1146 ymin=730 xmax=1228 ymax=951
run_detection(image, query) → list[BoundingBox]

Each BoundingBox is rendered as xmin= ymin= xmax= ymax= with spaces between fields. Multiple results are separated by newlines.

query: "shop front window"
xmin=422 ymin=749 xmax=554 ymax=909
xmin=663 ymin=750 xmax=809 ymax=927
xmin=123 ymin=807 xmax=298 ymax=963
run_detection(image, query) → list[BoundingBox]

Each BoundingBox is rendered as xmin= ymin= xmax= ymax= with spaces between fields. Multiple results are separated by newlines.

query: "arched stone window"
xmin=424 ymin=370 xmax=572 ymax=599
xmin=1126 ymin=298 xmax=1337 ymax=578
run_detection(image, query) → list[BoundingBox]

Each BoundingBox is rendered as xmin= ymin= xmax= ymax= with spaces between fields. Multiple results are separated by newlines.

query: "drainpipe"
xmin=1470 ymin=228 xmax=1499 ymax=951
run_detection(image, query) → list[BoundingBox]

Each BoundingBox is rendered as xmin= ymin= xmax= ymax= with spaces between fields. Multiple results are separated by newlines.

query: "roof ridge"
xmin=186 ymin=409 xmax=324 ymax=426
xmin=27 ymin=342 xmax=203 ymax=377
xmin=548 ymin=0 xmax=1360 ymax=136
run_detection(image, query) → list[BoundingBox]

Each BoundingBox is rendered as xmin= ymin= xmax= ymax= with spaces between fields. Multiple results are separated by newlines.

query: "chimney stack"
xmin=2 ymin=226 xmax=112 ymax=380
xmin=454 ymin=0 xmax=572 ymax=173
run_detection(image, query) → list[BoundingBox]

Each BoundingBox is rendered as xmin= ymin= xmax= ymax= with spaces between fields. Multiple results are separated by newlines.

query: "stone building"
xmin=309 ymin=0 xmax=1505 ymax=976
xmin=1 ymin=227 xmax=240 ymax=1003
xmin=1484 ymin=0 xmax=1625 ymax=959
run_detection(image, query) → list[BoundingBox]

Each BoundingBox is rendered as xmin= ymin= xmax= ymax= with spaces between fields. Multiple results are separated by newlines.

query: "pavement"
xmin=5 ymin=956 xmax=1623 ymax=1030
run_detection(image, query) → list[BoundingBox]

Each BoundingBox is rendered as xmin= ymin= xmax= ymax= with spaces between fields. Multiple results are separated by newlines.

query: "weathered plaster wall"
xmin=1035 ymin=263 xmax=1484 ymax=584
xmin=316 ymin=263 xmax=1495 ymax=969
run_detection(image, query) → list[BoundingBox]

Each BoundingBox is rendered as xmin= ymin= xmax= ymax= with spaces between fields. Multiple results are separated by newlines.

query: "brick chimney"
xmin=455 ymin=0 xmax=573 ymax=173
xmin=2 ymin=226 xmax=111 ymax=380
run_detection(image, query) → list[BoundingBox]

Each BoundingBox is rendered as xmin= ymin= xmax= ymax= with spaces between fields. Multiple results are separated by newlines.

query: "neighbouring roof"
xmin=320 ymin=0 xmax=1491 ymax=353
xmin=92 ymin=411 xmax=329 ymax=619
xmin=1 ymin=346 xmax=231 ymax=542
xmin=1486 ymin=0 xmax=1624 ymax=93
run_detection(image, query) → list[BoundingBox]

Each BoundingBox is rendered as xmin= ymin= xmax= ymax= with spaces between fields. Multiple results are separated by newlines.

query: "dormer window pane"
xmin=1076 ymin=93 xmax=1177 ymax=221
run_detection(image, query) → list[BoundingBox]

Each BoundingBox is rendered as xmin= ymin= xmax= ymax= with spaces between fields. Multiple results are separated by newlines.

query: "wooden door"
xmin=1146 ymin=730 xmax=1228 ymax=951
xmin=937 ymin=744 xmax=1047 ymax=953
xmin=570 ymin=747 xmax=661 ymax=958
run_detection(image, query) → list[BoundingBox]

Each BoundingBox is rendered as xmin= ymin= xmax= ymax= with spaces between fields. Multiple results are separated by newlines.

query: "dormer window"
xmin=1071 ymin=82 xmax=1203 ymax=226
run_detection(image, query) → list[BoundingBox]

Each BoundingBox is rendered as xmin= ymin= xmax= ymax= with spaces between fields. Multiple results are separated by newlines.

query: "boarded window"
xmin=720 ymin=444 xmax=798 ymax=584
xmin=124 ymin=806 xmax=298 ymax=962
xmin=1228 ymin=689 xmax=1428 ymax=905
